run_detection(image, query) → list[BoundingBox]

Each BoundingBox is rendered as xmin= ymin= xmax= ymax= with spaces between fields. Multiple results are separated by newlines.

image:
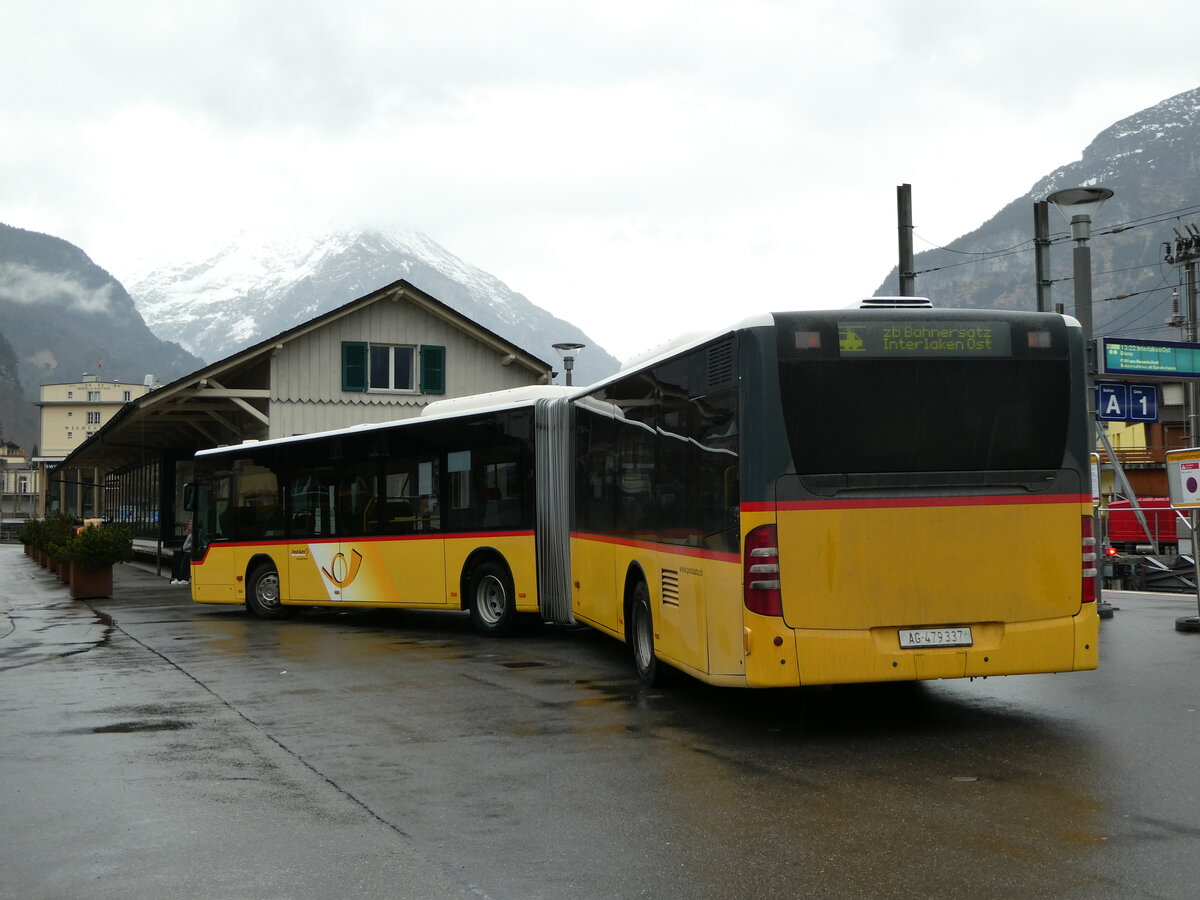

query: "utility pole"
xmin=1163 ymin=226 xmax=1200 ymax=632
xmin=896 ymin=184 xmax=915 ymax=296
xmin=1033 ymin=201 xmax=1052 ymax=313
xmin=1165 ymin=228 xmax=1200 ymax=444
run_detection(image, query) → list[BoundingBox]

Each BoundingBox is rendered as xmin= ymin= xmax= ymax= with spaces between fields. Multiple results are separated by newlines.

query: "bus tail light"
xmin=745 ymin=525 xmax=783 ymax=616
xmin=1082 ymin=517 xmax=1097 ymax=604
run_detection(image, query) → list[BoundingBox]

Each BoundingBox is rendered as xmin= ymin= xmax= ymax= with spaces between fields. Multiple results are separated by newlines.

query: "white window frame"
xmin=368 ymin=343 xmax=417 ymax=392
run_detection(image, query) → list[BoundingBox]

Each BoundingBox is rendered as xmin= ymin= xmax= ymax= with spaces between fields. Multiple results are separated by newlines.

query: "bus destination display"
xmin=835 ymin=320 xmax=1011 ymax=357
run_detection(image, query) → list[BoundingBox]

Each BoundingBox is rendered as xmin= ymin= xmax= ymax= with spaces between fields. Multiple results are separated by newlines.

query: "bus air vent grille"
xmin=706 ymin=340 xmax=735 ymax=390
xmin=661 ymin=569 xmax=680 ymax=606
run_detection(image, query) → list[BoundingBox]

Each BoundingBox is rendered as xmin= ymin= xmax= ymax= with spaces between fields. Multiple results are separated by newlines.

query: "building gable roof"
xmin=51 ymin=279 xmax=553 ymax=473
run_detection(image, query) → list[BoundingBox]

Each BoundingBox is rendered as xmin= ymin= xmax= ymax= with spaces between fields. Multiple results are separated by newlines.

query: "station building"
xmin=50 ymin=279 xmax=553 ymax=559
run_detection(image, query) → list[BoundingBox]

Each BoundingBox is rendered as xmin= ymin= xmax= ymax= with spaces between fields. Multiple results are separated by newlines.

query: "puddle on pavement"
xmin=92 ymin=719 xmax=192 ymax=734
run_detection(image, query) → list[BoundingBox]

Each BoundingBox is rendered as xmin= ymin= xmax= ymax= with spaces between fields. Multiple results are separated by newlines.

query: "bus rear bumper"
xmin=753 ymin=610 xmax=1100 ymax=687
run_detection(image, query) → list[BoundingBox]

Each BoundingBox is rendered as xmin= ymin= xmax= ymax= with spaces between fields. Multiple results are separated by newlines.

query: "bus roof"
xmin=420 ymin=384 xmax=577 ymax=417
xmin=616 ymin=313 xmax=773 ymax=373
xmin=195 ymin=385 xmax=577 ymax=458
xmin=595 ymin=305 xmax=1080 ymax=394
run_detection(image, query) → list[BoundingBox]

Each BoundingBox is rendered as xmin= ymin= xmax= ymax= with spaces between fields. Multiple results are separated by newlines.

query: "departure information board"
xmin=1101 ymin=338 xmax=1200 ymax=379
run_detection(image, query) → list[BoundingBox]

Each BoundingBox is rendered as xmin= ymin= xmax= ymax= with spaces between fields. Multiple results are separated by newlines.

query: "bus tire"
xmin=631 ymin=580 xmax=666 ymax=687
xmin=246 ymin=562 xmax=288 ymax=620
xmin=468 ymin=559 xmax=516 ymax=636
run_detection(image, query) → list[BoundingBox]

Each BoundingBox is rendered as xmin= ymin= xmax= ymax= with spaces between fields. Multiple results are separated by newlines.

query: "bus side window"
xmin=229 ymin=457 xmax=282 ymax=541
xmin=338 ymin=466 xmax=377 ymax=537
xmin=291 ymin=468 xmax=335 ymax=538
xmin=382 ymin=457 xmax=439 ymax=534
xmin=575 ymin=406 xmax=617 ymax=533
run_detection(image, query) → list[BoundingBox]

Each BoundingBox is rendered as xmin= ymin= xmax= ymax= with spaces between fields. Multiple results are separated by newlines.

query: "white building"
xmin=51 ymin=279 xmax=554 ymax=549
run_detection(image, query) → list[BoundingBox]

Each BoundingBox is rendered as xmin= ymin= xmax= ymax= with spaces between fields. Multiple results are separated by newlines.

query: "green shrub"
xmin=56 ymin=524 xmax=134 ymax=570
xmin=40 ymin=513 xmax=77 ymax=554
xmin=16 ymin=519 xmax=42 ymax=548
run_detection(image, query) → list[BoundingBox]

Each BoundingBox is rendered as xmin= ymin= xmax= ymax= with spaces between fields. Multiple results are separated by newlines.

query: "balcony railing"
xmin=1096 ymin=445 xmax=1167 ymax=466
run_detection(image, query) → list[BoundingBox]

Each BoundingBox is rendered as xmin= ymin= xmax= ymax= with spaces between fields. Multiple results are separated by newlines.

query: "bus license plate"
xmin=898 ymin=627 xmax=973 ymax=649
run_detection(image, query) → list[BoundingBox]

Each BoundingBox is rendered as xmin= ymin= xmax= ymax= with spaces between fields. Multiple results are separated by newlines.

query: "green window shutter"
xmin=342 ymin=341 xmax=368 ymax=392
xmin=420 ymin=345 xmax=446 ymax=395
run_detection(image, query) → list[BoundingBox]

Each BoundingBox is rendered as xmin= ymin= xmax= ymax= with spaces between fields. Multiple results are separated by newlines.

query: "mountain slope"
xmin=0 ymin=327 xmax=35 ymax=451
xmin=0 ymin=223 xmax=205 ymax=453
xmin=874 ymin=85 xmax=1200 ymax=339
xmin=128 ymin=229 xmax=620 ymax=386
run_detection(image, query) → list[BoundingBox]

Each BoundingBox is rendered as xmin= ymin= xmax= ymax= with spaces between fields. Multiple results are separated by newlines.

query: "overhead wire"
xmin=910 ymin=200 xmax=1200 ymax=272
xmin=913 ymin=232 xmax=1037 ymax=255
xmin=1096 ymin=290 xmax=1169 ymax=336
xmin=907 ymin=201 xmax=1200 ymax=328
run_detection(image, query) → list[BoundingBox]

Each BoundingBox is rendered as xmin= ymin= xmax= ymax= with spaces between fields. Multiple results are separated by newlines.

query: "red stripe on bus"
xmin=197 ymin=530 xmax=534 ymax=553
xmin=742 ymin=493 xmax=1092 ymax=512
xmin=570 ymin=531 xmax=741 ymax=564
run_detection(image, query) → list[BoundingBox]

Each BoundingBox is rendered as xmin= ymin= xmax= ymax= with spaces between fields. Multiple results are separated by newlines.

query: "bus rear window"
xmin=779 ymin=356 xmax=1071 ymax=475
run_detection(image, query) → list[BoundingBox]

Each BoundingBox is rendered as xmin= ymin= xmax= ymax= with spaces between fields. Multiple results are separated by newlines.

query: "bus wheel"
xmin=631 ymin=581 xmax=665 ymax=686
xmin=246 ymin=562 xmax=287 ymax=619
xmin=468 ymin=560 xmax=516 ymax=636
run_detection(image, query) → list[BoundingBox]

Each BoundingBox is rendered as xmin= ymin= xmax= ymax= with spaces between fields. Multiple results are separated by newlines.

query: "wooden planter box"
xmin=69 ymin=563 xmax=113 ymax=600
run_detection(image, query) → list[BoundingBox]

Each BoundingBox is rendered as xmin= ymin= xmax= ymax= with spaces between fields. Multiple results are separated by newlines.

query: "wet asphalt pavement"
xmin=3 ymin=545 xmax=1200 ymax=899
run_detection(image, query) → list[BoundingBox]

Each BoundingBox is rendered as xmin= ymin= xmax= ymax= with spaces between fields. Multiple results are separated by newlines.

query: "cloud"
xmin=1 ymin=0 xmax=1197 ymax=358
xmin=0 ymin=264 xmax=116 ymax=314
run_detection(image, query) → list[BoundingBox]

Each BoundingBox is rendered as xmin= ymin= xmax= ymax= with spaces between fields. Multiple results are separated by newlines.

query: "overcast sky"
xmin=3 ymin=1 xmax=1197 ymax=360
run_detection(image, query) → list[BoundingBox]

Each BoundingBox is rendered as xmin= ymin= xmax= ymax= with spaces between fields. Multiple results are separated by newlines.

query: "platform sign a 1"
xmin=1095 ymin=381 xmax=1158 ymax=422
xmin=1128 ymin=384 xmax=1158 ymax=422
xmin=1166 ymin=448 xmax=1200 ymax=508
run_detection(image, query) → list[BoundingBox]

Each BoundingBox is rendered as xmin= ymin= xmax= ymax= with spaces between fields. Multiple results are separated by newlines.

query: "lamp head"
xmin=1046 ymin=186 xmax=1114 ymax=221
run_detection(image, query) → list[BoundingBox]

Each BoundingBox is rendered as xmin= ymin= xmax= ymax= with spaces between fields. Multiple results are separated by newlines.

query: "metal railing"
xmin=1096 ymin=445 xmax=1167 ymax=466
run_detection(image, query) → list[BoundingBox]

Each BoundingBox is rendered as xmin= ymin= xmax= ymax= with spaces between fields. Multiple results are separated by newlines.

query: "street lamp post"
xmin=552 ymin=342 xmax=586 ymax=387
xmin=1045 ymin=186 xmax=1114 ymax=354
xmin=1047 ymin=186 xmax=1114 ymax=619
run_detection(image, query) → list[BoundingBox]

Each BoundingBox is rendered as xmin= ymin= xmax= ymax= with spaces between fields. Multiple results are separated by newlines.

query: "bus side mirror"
xmin=182 ymin=483 xmax=197 ymax=512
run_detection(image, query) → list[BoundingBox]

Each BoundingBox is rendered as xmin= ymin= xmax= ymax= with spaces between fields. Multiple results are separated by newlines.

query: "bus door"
xmin=286 ymin=464 xmax=344 ymax=603
xmin=569 ymin=401 xmax=620 ymax=631
xmin=359 ymin=454 xmax=446 ymax=608
xmin=647 ymin=343 xmax=740 ymax=676
xmin=654 ymin=433 xmax=709 ymax=674
xmin=189 ymin=468 xmax=236 ymax=602
xmin=287 ymin=444 xmax=446 ymax=608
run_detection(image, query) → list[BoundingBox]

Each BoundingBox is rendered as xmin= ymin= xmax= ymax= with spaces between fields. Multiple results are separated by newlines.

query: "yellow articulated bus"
xmin=186 ymin=388 xmax=566 ymax=635
xmin=566 ymin=301 xmax=1097 ymax=686
xmin=189 ymin=301 xmax=1099 ymax=688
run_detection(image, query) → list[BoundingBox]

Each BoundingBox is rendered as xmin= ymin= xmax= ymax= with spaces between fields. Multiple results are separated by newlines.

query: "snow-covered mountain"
xmin=127 ymin=228 xmax=620 ymax=386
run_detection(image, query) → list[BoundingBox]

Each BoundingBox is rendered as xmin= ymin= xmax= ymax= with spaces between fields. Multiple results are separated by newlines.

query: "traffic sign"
xmin=1166 ymin=448 xmax=1200 ymax=508
xmin=1095 ymin=381 xmax=1158 ymax=422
